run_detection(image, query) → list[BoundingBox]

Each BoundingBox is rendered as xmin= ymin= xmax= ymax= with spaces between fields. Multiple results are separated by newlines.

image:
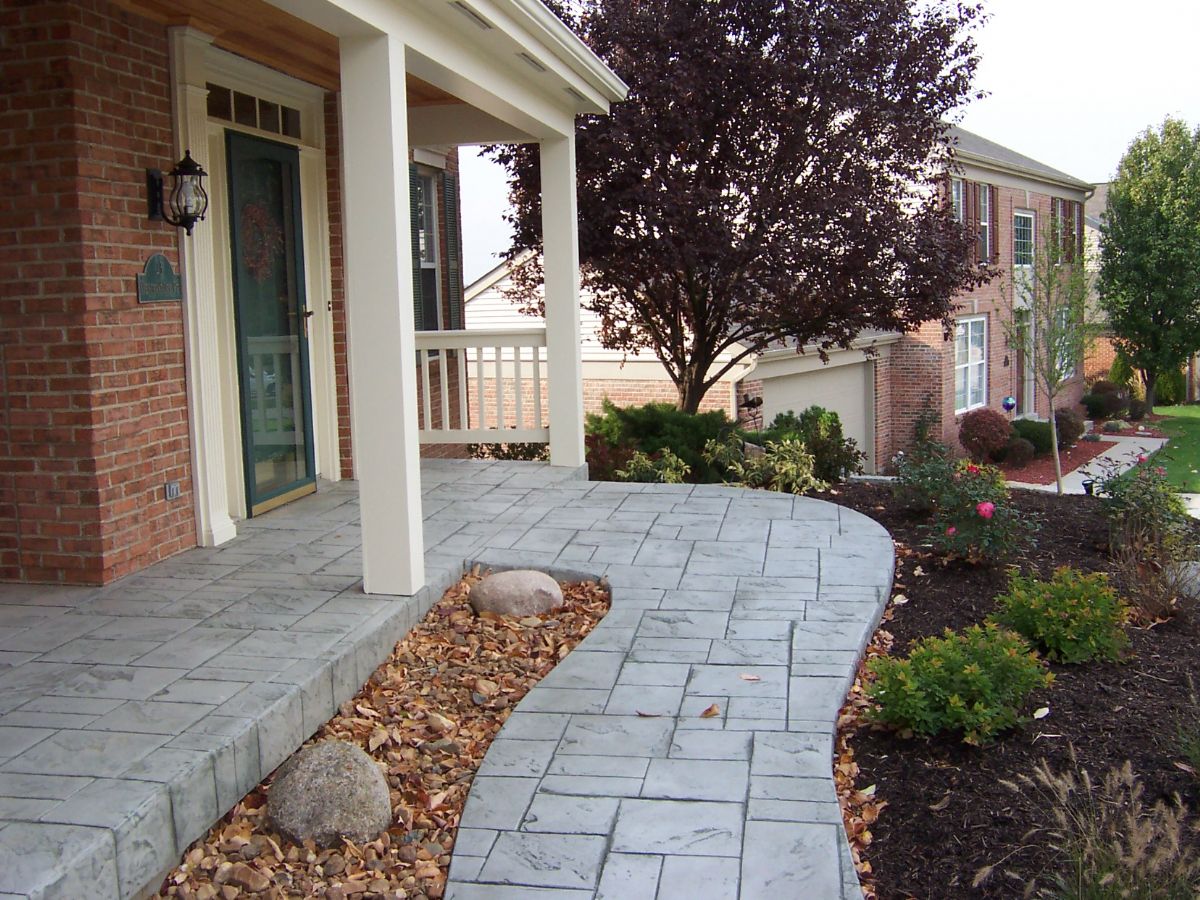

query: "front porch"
xmin=0 ymin=461 xmax=894 ymax=899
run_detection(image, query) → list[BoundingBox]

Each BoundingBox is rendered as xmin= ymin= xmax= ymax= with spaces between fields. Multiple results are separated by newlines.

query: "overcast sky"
xmin=460 ymin=0 xmax=1200 ymax=283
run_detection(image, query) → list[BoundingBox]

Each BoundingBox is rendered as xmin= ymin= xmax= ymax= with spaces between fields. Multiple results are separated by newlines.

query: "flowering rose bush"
xmin=925 ymin=460 xmax=1036 ymax=563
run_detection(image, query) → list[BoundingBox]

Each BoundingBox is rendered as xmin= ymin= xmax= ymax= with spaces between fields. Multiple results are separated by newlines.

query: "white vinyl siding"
xmin=955 ymin=317 xmax=987 ymax=413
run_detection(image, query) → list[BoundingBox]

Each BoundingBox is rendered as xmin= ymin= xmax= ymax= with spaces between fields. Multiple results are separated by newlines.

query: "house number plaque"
xmin=136 ymin=253 xmax=183 ymax=303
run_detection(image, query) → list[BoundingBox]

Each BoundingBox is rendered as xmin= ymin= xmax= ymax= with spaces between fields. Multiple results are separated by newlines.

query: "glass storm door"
xmin=226 ymin=132 xmax=316 ymax=516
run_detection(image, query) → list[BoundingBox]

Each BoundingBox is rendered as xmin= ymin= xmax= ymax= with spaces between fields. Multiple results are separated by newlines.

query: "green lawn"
xmin=1152 ymin=405 xmax=1200 ymax=492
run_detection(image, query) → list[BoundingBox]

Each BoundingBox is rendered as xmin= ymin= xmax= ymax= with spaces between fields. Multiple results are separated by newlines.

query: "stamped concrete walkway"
xmin=0 ymin=460 xmax=893 ymax=899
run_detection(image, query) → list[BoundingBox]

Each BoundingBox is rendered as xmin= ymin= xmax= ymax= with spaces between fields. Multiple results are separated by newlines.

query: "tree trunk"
xmin=1142 ymin=370 xmax=1157 ymax=410
xmin=676 ymin=363 xmax=711 ymax=414
xmin=1048 ymin=411 xmax=1064 ymax=495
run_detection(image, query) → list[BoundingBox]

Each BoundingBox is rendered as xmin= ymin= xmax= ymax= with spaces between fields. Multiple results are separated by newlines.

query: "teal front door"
xmin=226 ymin=132 xmax=317 ymax=516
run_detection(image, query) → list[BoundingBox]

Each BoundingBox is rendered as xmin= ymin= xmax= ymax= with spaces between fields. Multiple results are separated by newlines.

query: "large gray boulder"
xmin=469 ymin=569 xmax=564 ymax=617
xmin=268 ymin=740 xmax=392 ymax=847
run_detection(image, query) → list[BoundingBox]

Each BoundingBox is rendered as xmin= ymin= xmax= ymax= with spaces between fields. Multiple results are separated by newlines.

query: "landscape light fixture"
xmin=147 ymin=151 xmax=209 ymax=236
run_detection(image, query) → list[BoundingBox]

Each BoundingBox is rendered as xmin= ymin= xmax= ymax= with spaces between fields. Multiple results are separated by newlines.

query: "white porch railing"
xmin=413 ymin=328 xmax=549 ymax=444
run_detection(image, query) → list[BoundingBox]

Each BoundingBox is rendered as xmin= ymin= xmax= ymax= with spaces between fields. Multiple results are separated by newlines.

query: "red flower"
xmin=976 ymin=501 xmax=995 ymax=520
xmin=1155 ymin=466 xmax=1167 ymax=476
xmin=946 ymin=526 xmax=957 ymax=536
xmin=1137 ymin=454 xmax=1148 ymax=463
xmin=966 ymin=464 xmax=980 ymax=474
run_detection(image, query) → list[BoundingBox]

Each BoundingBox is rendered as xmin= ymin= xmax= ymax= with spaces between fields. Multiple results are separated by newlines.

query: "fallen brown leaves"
xmin=834 ymin=601 xmax=895 ymax=900
xmin=155 ymin=572 xmax=610 ymax=900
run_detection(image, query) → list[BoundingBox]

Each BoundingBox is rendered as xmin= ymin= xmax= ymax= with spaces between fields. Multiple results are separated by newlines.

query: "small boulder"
xmin=268 ymin=740 xmax=392 ymax=848
xmin=469 ymin=569 xmax=564 ymax=617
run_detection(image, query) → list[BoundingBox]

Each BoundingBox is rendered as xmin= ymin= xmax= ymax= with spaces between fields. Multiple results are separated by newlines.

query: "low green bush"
xmin=1157 ymin=368 xmax=1186 ymax=405
xmin=704 ymin=435 xmax=825 ymax=494
xmin=991 ymin=568 xmax=1129 ymax=663
xmin=867 ymin=624 xmax=1052 ymax=745
xmin=1013 ymin=418 xmax=1054 ymax=454
xmin=616 ymin=448 xmax=690 ymax=483
xmin=892 ymin=440 xmax=956 ymax=513
xmin=585 ymin=401 xmax=732 ymax=483
xmin=1081 ymin=393 xmax=1108 ymax=420
xmin=761 ymin=407 xmax=864 ymax=482
xmin=1099 ymin=463 xmax=1190 ymax=557
xmin=1128 ymin=398 xmax=1148 ymax=421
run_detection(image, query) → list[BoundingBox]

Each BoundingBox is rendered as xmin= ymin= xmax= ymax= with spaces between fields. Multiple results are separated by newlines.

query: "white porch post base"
xmin=340 ymin=34 xmax=425 ymax=596
xmin=540 ymin=134 xmax=586 ymax=468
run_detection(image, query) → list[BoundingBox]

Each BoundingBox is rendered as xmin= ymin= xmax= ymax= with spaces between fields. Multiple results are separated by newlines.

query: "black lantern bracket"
xmin=147 ymin=150 xmax=209 ymax=236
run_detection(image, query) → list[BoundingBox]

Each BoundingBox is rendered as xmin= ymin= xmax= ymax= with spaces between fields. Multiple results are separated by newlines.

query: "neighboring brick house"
xmin=880 ymin=126 xmax=1093 ymax=460
xmin=1082 ymin=182 xmax=1118 ymax=381
xmin=464 ymin=256 xmax=754 ymax=420
xmin=750 ymin=126 xmax=1094 ymax=469
xmin=0 ymin=0 xmax=624 ymax=588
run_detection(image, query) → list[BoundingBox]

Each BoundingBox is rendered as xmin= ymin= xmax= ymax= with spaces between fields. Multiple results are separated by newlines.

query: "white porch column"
xmin=168 ymin=27 xmax=237 ymax=547
xmin=540 ymin=134 xmax=586 ymax=468
xmin=340 ymin=34 xmax=425 ymax=596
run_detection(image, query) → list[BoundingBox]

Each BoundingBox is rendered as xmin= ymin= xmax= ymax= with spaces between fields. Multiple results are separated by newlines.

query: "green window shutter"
xmin=409 ymin=163 xmax=424 ymax=331
xmin=442 ymin=171 xmax=464 ymax=330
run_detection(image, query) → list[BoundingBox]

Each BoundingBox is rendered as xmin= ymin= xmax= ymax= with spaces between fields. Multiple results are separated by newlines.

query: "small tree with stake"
xmin=1003 ymin=222 xmax=1098 ymax=495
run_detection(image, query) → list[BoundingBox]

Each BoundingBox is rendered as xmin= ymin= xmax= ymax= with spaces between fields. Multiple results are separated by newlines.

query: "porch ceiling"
xmin=112 ymin=0 xmax=466 ymax=107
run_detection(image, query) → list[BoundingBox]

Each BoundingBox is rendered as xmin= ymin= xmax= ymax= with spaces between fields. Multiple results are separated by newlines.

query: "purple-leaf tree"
xmin=491 ymin=0 xmax=990 ymax=412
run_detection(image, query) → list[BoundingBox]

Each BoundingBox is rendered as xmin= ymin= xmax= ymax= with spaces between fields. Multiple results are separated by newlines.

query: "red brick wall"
xmin=0 ymin=0 xmax=193 ymax=584
xmin=324 ymin=91 xmax=353 ymax=479
xmin=1085 ymin=335 xmax=1118 ymax=384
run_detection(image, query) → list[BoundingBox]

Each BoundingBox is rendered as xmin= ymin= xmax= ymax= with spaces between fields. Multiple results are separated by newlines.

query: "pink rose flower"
xmin=946 ymin=526 xmax=957 ymax=536
xmin=1155 ymin=466 xmax=1167 ymax=476
xmin=976 ymin=501 xmax=995 ymax=520
xmin=1137 ymin=455 xmax=1148 ymax=463
xmin=966 ymin=464 xmax=980 ymax=475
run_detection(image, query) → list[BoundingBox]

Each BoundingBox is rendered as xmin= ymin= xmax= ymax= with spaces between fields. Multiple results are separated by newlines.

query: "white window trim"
xmin=954 ymin=316 xmax=987 ymax=414
xmin=416 ymin=168 xmax=444 ymax=333
xmin=951 ymin=177 xmax=964 ymax=223
xmin=1013 ymin=210 xmax=1035 ymax=270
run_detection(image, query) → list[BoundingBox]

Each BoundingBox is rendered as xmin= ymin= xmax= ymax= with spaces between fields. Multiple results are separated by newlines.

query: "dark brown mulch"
xmin=995 ymin=438 xmax=1113 ymax=485
xmin=824 ymin=481 xmax=1200 ymax=899
xmin=155 ymin=574 xmax=610 ymax=900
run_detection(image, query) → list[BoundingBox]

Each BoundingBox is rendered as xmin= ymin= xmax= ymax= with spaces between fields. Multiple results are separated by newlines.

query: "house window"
xmin=955 ymin=316 xmax=987 ymax=413
xmin=978 ymin=185 xmax=991 ymax=262
xmin=414 ymin=172 xmax=441 ymax=332
xmin=951 ymin=178 xmax=964 ymax=223
xmin=1013 ymin=212 xmax=1035 ymax=267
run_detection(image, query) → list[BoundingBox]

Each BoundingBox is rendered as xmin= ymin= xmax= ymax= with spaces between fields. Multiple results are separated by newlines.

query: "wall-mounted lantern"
xmin=147 ymin=151 xmax=209 ymax=236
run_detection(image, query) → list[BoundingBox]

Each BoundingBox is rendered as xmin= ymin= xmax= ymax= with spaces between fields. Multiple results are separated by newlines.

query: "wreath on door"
xmin=240 ymin=201 xmax=284 ymax=283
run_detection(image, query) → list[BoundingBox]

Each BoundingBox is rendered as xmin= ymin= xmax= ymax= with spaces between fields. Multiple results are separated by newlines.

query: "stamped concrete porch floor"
xmin=0 ymin=460 xmax=893 ymax=899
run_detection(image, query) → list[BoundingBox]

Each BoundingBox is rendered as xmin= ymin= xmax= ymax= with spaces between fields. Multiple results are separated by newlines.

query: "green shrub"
xmin=1054 ymin=408 xmax=1086 ymax=449
xmin=1081 ymin=393 xmax=1108 ymax=420
xmin=761 ymin=407 xmax=864 ymax=482
xmin=1129 ymin=398 xmax=1148 ymax=421
xmin=1103 ymin=419 xmax=1124 ymax=433
xmin=703 ymin=435 xmax=825 ymax=494
xmin=927 ymin=460 xmax=1036 ymax=564
xmin=1005 ymin=437 xmax=1036 ymax=468
xmin=585 ymin=401 xmax=731 ymax=483
xmin=1109 ymin=353 xmax=1135 ymax=387
xmin=1099 ymin=463 xmax=1190 ymax=557
xmin=616 ymin=448 xmax=690 ymax=483
xmin=892 ymin=440 xmax=956 ymax=512
xmin=1013 ymin=418 xmax=1054 ymax=454
xmin=867 ymin=624 xmax=1052 ymax=745
xmin=468 ymin=442 xmax=549 ymax=461
xmin=958 ymin=408 xmax=1014 ymax=462
xmin=991 ymin=568 xmax=1129 ymax=663
xmin=1157 ymin=368 xmax=1186 ymax=406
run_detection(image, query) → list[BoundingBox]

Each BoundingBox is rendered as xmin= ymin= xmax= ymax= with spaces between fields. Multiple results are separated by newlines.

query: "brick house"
xmin=880 ymin=126 xmax=1093 ymax=458
xmin=0 ymin=0 xmax=626 ymax=590
xmin=747 ymin=126 xmax=1094 ymax=468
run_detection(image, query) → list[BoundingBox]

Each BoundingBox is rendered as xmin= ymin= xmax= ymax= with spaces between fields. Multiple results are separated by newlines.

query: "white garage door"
xmin=759 ymin=362 xmax=872 ymax=467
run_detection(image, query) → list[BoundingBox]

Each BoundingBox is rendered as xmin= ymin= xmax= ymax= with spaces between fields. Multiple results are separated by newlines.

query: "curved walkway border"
xmin=444 ymin=470 xmax=895 ymax=900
